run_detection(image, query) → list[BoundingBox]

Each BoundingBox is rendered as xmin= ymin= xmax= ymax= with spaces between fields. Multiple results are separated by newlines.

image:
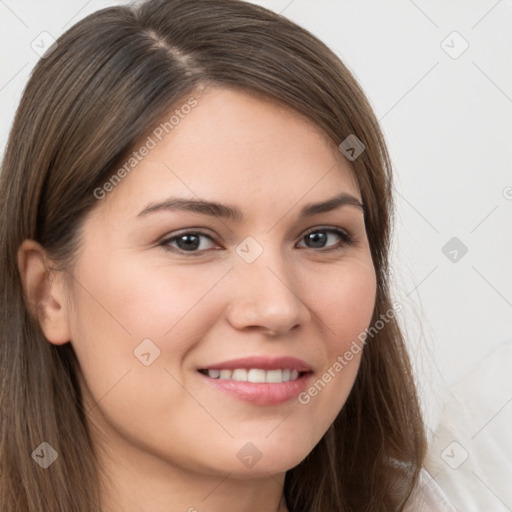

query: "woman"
xmin=0 ymin=0 xmax=455 ymax=510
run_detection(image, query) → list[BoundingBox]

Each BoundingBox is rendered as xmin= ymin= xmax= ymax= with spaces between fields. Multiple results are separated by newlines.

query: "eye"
xmin=160 ymin=231 xmax=218 ymax=254
xmin=297 ymin=227 xmax=354 ymax=251
xmin=159 ymin=226 xmax=355 ymax=256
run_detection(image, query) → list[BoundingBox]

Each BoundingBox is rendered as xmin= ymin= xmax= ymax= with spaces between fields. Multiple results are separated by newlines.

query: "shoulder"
xmin=404 ymin=468 xmax=457 ymax=512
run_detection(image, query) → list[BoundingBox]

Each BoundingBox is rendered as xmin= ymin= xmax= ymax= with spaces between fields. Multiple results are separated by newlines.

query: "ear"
xmin=17 ymin=239 xmax=72 ymax=345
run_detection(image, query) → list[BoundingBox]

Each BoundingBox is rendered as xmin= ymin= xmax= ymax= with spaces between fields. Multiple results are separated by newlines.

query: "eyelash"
xmin=159 ymin=226 xmax=356 ymax=256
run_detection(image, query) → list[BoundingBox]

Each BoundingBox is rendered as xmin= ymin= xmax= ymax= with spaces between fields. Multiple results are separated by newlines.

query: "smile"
xmin=199 ymin=368 xmax=304 ymax=383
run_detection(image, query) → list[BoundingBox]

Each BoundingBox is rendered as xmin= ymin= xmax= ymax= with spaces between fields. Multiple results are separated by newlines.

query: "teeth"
xmin=247 ymin=369 xmax=266 ymax=383
xmin=205 ymin=368 xmax=303 ymax=383
xmin=207 ymin=369 xmax=220 ymax=379
xmin=219 ymin=369 xmax=232 ymax=379
xmin=231 ymin=369 xmax=248 ymax=381
xmin=266 ymin=369 xmax=282 ymax=383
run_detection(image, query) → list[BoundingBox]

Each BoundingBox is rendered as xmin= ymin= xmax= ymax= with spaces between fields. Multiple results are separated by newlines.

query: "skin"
xmin=19 ymin=86 xmax=377 ymax=512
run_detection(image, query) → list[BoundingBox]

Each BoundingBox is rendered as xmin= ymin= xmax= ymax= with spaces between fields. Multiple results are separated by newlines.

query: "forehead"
xmin=96 ymin=86 xmax=360 ymax=220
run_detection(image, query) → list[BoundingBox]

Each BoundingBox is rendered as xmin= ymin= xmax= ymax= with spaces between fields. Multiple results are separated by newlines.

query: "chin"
xmin=221 ymin=438 xmax=314 ymax=479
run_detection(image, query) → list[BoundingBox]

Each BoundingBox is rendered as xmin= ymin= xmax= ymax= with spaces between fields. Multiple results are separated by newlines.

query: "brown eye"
xmin=298 ymin=228 xmax=354 ymax=251
xmin=160 ymin=231 xmax=217 ymax=254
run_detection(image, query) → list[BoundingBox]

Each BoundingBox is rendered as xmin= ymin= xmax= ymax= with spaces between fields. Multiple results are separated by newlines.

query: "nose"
xmin=224 ymin=244 xmax=310 ymax=337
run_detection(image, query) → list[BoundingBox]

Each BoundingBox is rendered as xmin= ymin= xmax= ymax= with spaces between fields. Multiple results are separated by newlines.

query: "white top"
xmin=404 ymin=468 xmax=457 ymax=512
xmin=423 ymin=339 xmax=512 ymax=512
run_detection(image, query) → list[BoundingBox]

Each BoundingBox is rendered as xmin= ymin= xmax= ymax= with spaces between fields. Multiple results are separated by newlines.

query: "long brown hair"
xmin=0 ymin=1 xmax=426 ymax=510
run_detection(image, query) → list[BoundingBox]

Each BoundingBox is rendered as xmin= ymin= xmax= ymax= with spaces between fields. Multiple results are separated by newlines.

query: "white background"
xmin=1 ymin=1 xmax=511 ymax=509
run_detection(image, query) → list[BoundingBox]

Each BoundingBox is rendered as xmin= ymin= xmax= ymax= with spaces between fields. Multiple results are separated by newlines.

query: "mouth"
xmin=196 ymin=356 xmax=314 ymax=405
xmin=196 ymin=355 xmax=314 ymax=405
xmin=198 ymin=368 xmax=310 ymax=383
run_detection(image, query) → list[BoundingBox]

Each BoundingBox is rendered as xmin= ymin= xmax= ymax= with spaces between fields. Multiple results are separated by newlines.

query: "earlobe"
xmin=17 ymin=239 xmax=72 ymax=345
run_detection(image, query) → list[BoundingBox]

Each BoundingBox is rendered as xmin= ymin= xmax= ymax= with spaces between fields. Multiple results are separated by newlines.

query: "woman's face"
xmin=63 ymin=86 xmax=377 ymax=478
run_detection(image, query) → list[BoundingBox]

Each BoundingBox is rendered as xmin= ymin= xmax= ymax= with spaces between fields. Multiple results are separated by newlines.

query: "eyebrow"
xmin=137 ymin=192 xmax=364 ymax=221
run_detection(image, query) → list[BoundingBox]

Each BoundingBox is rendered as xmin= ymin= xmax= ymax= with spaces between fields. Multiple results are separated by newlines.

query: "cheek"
xmin=71 ymin=251 xmax=231 ymax=340
xmin=313 ymin=258 xmax=377 ymax=351
xmin=66 ymin=256 xmax=229 ymax=460
xmin=67 ymin=254 xmax=232 ymax=399
xmin=295 ymin=258 xmax=376 ymax=432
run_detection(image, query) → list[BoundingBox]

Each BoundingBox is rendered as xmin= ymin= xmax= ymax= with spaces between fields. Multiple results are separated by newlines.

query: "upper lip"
xmin=199 ymin=356 xmax=313 ymax=372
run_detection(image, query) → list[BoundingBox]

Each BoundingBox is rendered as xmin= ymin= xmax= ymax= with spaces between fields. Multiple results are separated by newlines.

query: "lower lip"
xmin=197 ymin=371 xmax=313 ymax=405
